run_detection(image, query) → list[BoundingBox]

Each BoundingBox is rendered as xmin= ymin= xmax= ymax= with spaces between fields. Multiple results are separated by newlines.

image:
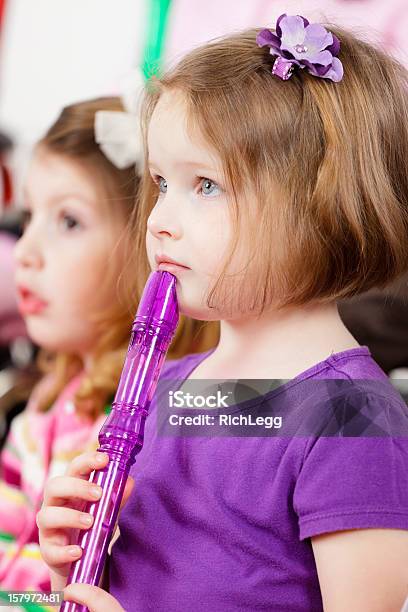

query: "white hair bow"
xmin=94 ymin=70 xmax=145 ymax=170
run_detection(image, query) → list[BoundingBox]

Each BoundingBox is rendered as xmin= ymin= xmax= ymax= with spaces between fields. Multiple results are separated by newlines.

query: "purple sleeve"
xmin=293 ymin=396 xmax=408 ymax=541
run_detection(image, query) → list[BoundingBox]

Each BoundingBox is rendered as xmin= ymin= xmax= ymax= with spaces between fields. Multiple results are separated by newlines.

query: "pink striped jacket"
xmin=0 ymin=374 xmax=107 ymax=611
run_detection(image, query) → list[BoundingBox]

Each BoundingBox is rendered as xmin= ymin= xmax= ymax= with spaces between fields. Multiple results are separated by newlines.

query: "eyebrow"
xmin=22 ymin=191 xmax=97 ymax=208
xmin=148 ymin=159 xmax=219 ymax=172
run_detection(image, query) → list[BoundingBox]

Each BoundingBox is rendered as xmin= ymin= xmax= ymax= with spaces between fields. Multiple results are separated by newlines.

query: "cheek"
xmin=195 ymin=231 xmax=230 ymax=278
xmin=47 ymin=254 xmax=113 ymax=322
xmin=23 ymin=313 xmax=94 ymax=352
xmin=55 ymin=258 xmax=104 ymax=298
xmin=199 ymin=209 xmax=231 ymax=269
xmin=145 ymin=233 xmax=156 ymax=269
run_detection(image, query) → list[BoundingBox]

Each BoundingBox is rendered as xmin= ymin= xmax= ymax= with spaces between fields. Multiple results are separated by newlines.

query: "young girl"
xmin=38 ymin=16 xmax=408 ymax=611
xmin=0 ymin=96 xmax=218 ymax=602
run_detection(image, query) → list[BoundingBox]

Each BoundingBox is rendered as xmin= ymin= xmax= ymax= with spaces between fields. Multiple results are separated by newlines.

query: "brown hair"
xmin=131 ymin=26 xmax=408 ymax=318
xmin=35 ymin=97 xmax=219 ymax=417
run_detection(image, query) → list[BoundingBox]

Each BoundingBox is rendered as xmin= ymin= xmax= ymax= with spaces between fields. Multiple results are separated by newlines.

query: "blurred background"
xmin=1 ymin=0 xmax=408 ymax=447
xmin=1 ymin=0 xmax=408 ymax=202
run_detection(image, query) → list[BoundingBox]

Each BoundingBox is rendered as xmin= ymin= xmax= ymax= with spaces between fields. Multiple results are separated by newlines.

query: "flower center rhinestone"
xmin=295 ymin=44 xmax=308 ymax=53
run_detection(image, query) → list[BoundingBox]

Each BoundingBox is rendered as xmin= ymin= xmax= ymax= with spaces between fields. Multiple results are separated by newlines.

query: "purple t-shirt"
xmin=110 ymin=347 xmax=408 ymax=611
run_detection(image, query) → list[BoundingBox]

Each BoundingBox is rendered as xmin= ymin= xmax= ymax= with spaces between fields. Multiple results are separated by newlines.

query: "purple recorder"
xmin=60 ymin=270 xmax=179 ymax=612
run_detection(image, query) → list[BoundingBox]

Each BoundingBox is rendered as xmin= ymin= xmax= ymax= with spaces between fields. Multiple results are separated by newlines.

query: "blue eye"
xmin=158 ymin=177 xmax=167 ymax=194
xmin=201 ymin=178 xmax=220 ymax=197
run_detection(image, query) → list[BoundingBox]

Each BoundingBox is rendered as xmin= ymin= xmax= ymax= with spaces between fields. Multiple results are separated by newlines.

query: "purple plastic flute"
xmin=60 ymin=270 xmax=179 ymax=612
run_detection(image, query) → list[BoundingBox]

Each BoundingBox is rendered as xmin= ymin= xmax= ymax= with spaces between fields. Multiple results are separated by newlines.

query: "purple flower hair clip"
xmin=256 ymin=14 xmax=344 ymax=82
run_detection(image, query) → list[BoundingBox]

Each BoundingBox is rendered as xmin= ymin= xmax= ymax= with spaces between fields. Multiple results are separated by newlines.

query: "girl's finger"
xmin=120 ymin=476 xmax=134 ymax=510
xmin=63 ymin=583 xmax=125 ymax=612
xmin=36 ymin=505 xmax=94 ymax=532
xmin=40 ymin=541 xmax=82 ymax=568
xmin=65 ymin=451 xmax=109 ymax=479
xmin=43 ymin=475 xmax=103 ymax=505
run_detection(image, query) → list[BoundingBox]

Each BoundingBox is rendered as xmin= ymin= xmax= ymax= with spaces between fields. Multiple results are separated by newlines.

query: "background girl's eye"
xmin=201 ymin=178 xmax=220 ymax=197
xmin=158 ymin=177 xmax=167 ymax=194
xmin=59 ymin=213 xmax=80 ymax=231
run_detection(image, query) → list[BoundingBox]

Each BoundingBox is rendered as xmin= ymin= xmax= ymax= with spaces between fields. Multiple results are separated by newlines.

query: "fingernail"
xmin=68 ymin=546 xmax=81 ymax=557
xmin=96 ymin=453 xmax=107 ymax=464
xmin=80 ymin=513 xmax=93 ymax=526
xmin=90 ymin=486 xmax=102 ymax=499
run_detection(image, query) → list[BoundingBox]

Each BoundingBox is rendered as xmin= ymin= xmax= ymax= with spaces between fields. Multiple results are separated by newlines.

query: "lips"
xmin=17 ymin=286 xmax=48 ymax=316
xmin=154 ymin=253 xmax=190 ymax=273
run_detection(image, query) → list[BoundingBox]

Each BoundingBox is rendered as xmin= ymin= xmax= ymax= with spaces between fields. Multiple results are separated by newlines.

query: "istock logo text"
xmin=168 ymin=390 xmax=232 ymax=409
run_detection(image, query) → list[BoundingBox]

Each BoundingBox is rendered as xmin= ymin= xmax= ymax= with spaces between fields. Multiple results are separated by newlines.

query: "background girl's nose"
xmin=14 ymin=237 xmax=43 ymax=269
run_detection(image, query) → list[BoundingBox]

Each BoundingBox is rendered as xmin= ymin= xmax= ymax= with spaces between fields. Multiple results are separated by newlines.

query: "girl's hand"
xmin=63 ymin=583 xmax=125 ymax=612
xmin=36 ymin=451 xmax=134 ymax=591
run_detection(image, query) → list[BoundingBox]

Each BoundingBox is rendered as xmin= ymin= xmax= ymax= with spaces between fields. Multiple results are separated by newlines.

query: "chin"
xmin=26 ymin=333 xmax=61 ymax=353
xmin=25 ymin=324 xmax=84 ymax=354
xmin=23 ymin=322 xmax=50 ymax=349
xmin=177 ymin=296 xmax=222 ymax=322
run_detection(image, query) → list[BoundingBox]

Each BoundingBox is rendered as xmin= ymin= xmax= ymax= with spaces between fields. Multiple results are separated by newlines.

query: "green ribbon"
xmin=141 ymin=0 xmax=173 ymax=80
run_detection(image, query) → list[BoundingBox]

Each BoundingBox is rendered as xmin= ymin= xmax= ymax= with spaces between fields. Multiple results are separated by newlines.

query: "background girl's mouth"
xmin=18 ymin=293 xmax=48 ymax=315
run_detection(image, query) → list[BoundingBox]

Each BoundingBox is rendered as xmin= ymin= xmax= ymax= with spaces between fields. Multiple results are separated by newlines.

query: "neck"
xmin=207 ymin=301 xmax=359 ymax=379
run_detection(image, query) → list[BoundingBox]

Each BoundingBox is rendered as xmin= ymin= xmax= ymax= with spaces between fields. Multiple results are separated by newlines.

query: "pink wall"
xmin=164 ymin=0 xmax=408 ymax=68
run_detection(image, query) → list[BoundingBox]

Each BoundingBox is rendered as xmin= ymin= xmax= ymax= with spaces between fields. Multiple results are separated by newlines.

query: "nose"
xmin=14 ymin=228 xmax=44 ymax=270
xmin=147 ymin=199 xmax=183 ymax=241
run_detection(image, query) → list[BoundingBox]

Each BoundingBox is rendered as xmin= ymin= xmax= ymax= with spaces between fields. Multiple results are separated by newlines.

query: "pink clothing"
xmin=0 ymin=373 xmax=107 ymax=605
